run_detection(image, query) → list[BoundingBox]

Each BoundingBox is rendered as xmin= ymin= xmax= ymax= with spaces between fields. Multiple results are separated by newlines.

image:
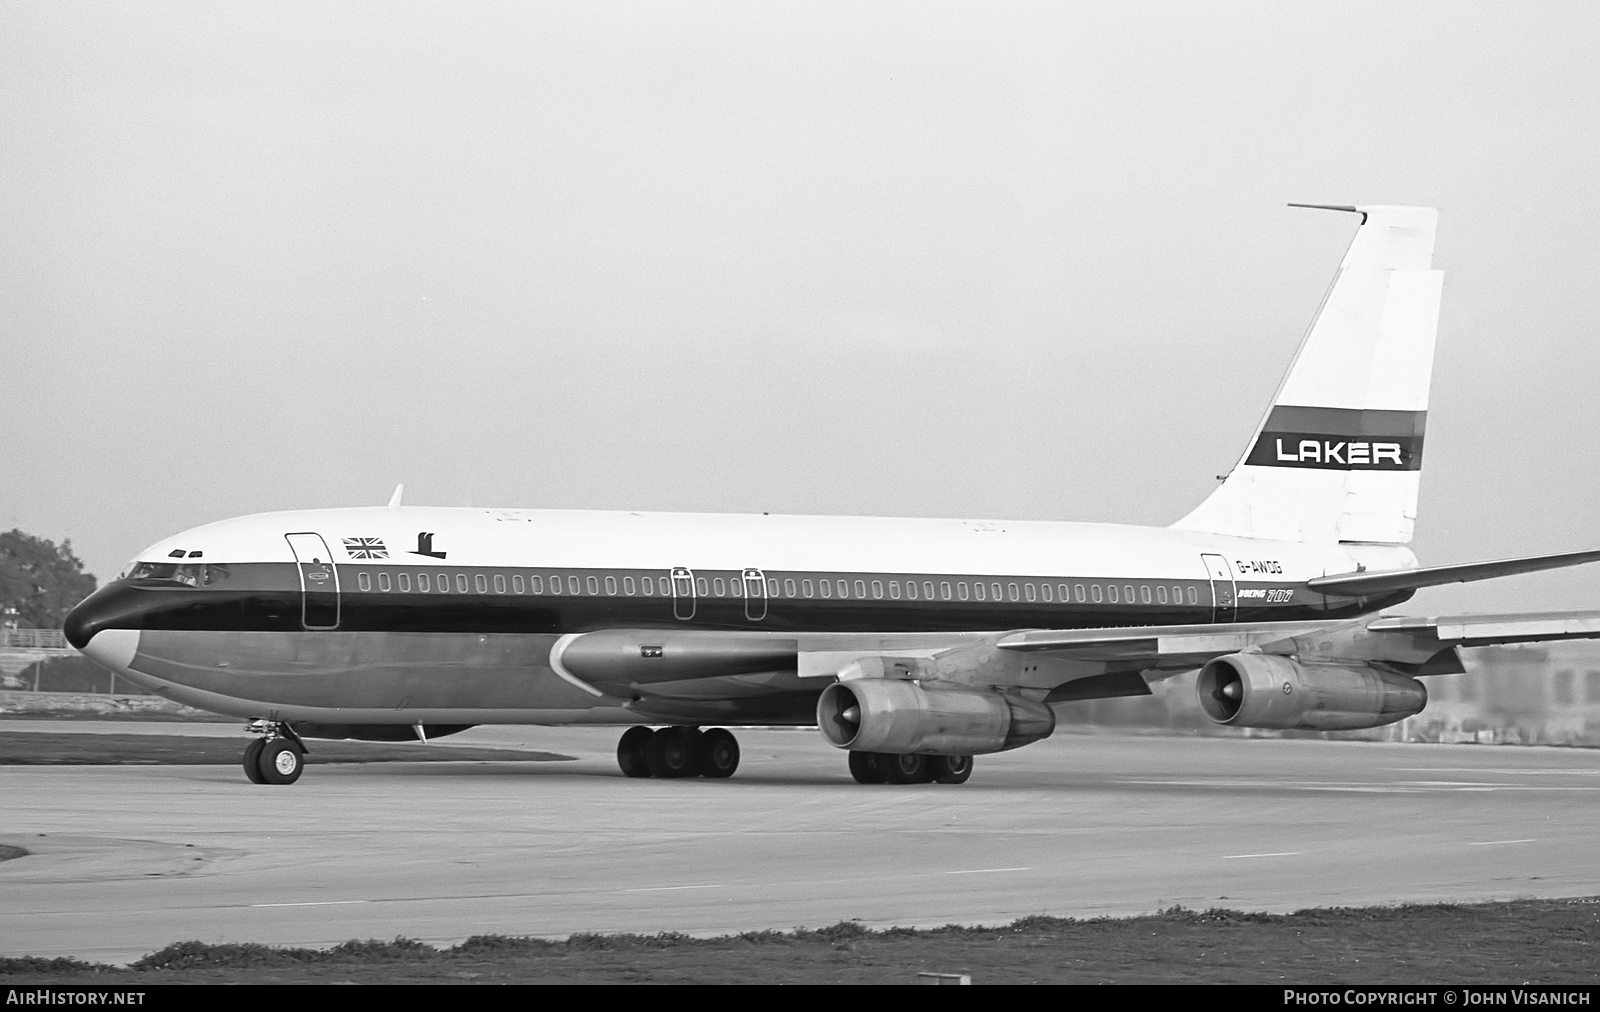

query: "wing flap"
xmin=997 ymin=620 xmax=1333 ymax=662
xmin=1367 ymin=610 xmax=1600 ymax=646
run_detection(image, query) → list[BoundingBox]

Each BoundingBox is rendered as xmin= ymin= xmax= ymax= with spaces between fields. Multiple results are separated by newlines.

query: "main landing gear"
xmin=242 ymin=721 xmax=307 ymax=785
xmin=616 ymin=726 xmax=740 ymax=779
xmin=848 ymin=751 xmax=973 ymax=785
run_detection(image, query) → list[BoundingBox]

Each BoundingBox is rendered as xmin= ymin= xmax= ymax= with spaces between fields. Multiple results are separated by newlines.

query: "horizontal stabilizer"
xmin=1308 ymin=548 xmax=1600 ymax=597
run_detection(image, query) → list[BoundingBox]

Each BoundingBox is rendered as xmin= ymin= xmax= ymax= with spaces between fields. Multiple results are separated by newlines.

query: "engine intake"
xmin=816 ymin=679 xmax=1055 ymax=755
xmin=1196 ymin=653 xmax=1426 ymax=731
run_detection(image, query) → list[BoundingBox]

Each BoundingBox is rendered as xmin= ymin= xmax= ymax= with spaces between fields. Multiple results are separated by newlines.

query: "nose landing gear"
xmin=242 ymin=721 xmax=307 ymax=785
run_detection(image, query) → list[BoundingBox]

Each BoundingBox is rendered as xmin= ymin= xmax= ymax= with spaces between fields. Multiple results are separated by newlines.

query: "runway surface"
xmin=3 ymin=724 xmax=1598 ymax=964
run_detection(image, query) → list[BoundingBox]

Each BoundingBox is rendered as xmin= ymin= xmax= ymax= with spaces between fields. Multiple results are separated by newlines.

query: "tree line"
xmin=0 ymin=529 xmax=139 ymax=693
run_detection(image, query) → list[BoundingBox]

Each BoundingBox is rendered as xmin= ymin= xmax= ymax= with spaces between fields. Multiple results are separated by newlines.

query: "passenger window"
xmin=940 ymin=581 xmax=951 ymax=600
xmin=974 ymin=583 xmax=986 ymax=601
xmin=991 ymin=583 xmax=1002 ymax=601
xmin=1025 ymin=583 xmax=1036 ymax=602
xmin=586 ymin=576 xmax=599 ymax=595
xmin=1091 ymin=584 xmax=1103 ymax=603
xmin=766 ymin=579 xmax=778 ymax=596
xmin=659 ymin=577 xmax=670 ymax=595
xmin=1075 ymin=584 xmax=1085 ymax=602
xmin=475 ymin=574 xmax=488 ymax=594
xmin=1187 ymin=586 xmax=1198 ymax=605
xmin=624 ymin=576 xmax=636 ymax=595
xmin=399 ymin=572 xmax=411 ymax=592
xmin=872 ymin=580 xmax=884 ymax=599
xmin=1157 ymin=585 xmax=1168 ymax=604
xmin=924 ymin=581 xmax=935 ymax=599
xmin=530 ymin=575 xmax=543 ymax=594
xmin=457 ymin=574 xmax=469 ymax=593
xmin=784 ymin=579 xmax=796 ymax=597
xmin=696 ymin=578 xmax=708 ymax=595
xmin=358 ymin=572 xmax=371 ymax=592
xmin=513 ymin=575 xmax=525 ymax=594
xmin=905 ymin=581 xmax=916 ymax=600
xmin=640 ymin=576 xmax=652 ymax=596
xmin=837 ymin=580 xmax=848 ymax=598
xmin=605 ymin=576 xmax=617 ymax=595
xmin=1124 ymin=584 xmax=1133 ymax=602
xmin=1041 ymin=583 xmax=1052 ymax=602
xmin=1140 ymin=585 xmax=1151 ymax=604
xmin=856 ymin=580 xmax=867 ymax=598
xmin=419 ymin=573 xmax=431 ymax=593
xmin=1008 ymin=583 xmax=1020 ymax=601
xmin=802 ymin=579 xmax=814 ymax=598
xmin=1108 ymin=585 xmax=1118 ymax=603
xmin=379 ymin=572 xmax=392 ymax=592
xmin=566 ymin=576 xmax=579 ymax=595
xmin=957 ymin=582 xmax=968 ymax=600
xmin=713 ymin=578 xmax=726 ymax=596
xmin=820 ymin=580 xmax=832 ymax=598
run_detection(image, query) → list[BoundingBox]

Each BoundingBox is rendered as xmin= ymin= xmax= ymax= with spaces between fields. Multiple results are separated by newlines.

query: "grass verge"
xmin=2 ymin=899 xmax=1596 ymax=984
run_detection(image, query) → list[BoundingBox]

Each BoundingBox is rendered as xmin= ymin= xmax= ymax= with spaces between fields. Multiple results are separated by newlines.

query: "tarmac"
xmin=3 ymin=723 xmax=1598 ymax=964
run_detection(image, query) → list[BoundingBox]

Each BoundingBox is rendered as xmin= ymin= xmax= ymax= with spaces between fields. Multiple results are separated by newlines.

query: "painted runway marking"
xmin=944 ymin=867 xmax=1032 ymax=875
xmin=1466 ymin=839 xmax=1537 ymax=847
xmin=623 ymin=884 xmax=724 ymax=893
xmin=250 ymin=900 xmax=369 ymax=908
xmin=1220 ymin=851 xmax=1301 ymax=860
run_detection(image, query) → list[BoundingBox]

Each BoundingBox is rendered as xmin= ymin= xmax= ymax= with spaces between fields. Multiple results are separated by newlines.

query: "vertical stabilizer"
xmin=1172 ymin=205 xmax=1443 ymax=544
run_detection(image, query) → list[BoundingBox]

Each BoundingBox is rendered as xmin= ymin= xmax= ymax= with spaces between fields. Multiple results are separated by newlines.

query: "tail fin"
xmin=1173 ymin=205 xmax=1443 ymax=544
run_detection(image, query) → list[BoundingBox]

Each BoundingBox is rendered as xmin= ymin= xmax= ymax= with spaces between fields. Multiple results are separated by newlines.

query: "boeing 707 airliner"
xmin=64 ymin=205 xmax=1600 ymax=786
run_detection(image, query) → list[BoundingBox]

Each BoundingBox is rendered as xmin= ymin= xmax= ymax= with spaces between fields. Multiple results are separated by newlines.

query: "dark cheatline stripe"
xmin=1262 ymin=406 xmax=1427 ymax=438
xmin=67 ymin=567 xmax=1408 ymax=645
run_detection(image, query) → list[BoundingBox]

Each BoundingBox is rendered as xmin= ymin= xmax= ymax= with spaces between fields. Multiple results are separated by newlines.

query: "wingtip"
xmin=387 ymin=484 xmax=405 ymax=508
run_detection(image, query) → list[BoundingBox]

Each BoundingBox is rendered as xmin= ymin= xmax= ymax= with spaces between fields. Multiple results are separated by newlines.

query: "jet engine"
xmin=816 ymin=679 xmax=1056 ymax=755
xmin=1196 ymin=653 xmax=1427 ymax=731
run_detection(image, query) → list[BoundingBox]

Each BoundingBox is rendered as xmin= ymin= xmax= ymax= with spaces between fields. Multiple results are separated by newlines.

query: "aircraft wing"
xmin=545 ymin=609 xmax=1600 ymax=718
xmin=995 ymin=610 xmax=1600 ymax=681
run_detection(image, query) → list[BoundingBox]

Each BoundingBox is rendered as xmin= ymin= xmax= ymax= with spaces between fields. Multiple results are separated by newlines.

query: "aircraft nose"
xmin=64 ymin=587 xmax=144 ymax=672
xmin=64 ymin=584 xmax=141 ymax=650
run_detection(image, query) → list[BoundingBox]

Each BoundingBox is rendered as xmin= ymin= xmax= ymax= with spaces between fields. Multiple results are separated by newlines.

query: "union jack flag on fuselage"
xmin=342 ymin=537 xmax=388 ymax=559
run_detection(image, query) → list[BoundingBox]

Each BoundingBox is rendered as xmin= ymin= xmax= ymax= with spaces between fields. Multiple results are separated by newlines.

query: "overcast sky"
xmin=4 ymin=2 xmax=1599 ymax=614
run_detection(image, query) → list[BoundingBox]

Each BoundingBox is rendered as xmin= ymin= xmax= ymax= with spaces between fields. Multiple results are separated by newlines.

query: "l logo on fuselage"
xmin=411 ymin=532 xmax=447 ymax=559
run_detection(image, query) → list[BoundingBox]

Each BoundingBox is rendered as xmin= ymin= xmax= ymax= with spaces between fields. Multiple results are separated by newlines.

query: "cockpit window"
xmin=127 ymin=562 xmax=229 ymax=586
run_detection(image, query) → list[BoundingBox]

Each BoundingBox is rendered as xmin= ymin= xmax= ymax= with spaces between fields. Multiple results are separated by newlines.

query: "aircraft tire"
xmin=881 ymin=753 xmax=932 ymax=785
xmin=696 ymin=728 xmax=740 ymax=778
xmin=930 ymin=754 xmax=973 ymax=784
xmin=242 ymin=738 xmax=267 ymax=784
xmin=847 ymin=750 xmax=887 ymax=784
xmin=645 ymin=726 xmax=701 ymax=778
xmin=617 ymin=726 xmax=655 ymax=778
xmin=258 ymin=739 xmax=304 ymax=785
